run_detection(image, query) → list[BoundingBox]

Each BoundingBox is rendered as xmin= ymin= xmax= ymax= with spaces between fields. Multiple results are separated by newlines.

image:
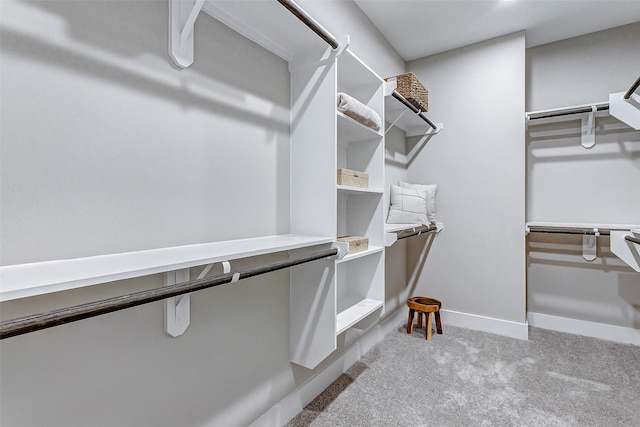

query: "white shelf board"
xmin=336 ymin=298 xmax=383 ymax=335
xmin=0 ymin=234 xmax=334 ymax=302
xmin=201 ymin=1 xmax=327 ymax=62
xmin=526 ymin=221 xmax=640 ymax=232
xmin=384 ymin=222 xmax=444 ymax=246
xmin=337 ymin=111 xmax=383 ymax=144
xmin=384 ymin=223 xmax=423 ymax=233
xmin=337 ymin=185 xmax=383 ymax=195
xmin=336 ymin=246 xmax=384 ymax=264
xmin=526 ymin=101 xmax=609 ymax=120
xmin=384 ymin=81 xmax=436 ymax=137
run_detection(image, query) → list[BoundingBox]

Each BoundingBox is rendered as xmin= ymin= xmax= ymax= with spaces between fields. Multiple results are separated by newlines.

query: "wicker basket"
xmin=386 ymin=72 xmax=428 ymax=112
xmin=337 ymin=168 xmax=368 ymax=188
xmin=337 ymin=235 xmax=369 ymax=254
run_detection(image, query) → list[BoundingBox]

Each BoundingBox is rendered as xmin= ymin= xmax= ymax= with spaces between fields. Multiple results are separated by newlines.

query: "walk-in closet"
xmin=1 ymin=1 xmax=639 ymax=426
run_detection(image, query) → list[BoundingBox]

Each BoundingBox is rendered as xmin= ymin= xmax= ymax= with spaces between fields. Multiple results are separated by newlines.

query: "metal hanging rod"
xmin=276 ymin=0 xmax=339 ymax=50
xmin=526 ymin=223 xmax=639 ymax=236
xmin=391 ymin=91 xmax=438 ymax=130
xmin=527 ymin=104 xmax=609 ymax=121
xmin=624 ymin=76 xmax=640 ymax=100
xmin=397 ymin=224 xmax=438 ymax=240
xmin=626 ymin=235 xmax=640 ymax=245
xmin=0 ymin=247 xmax=338 ymax=340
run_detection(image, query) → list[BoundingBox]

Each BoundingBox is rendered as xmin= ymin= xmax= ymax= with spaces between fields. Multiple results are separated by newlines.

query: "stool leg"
xmin=416 ymin=312 xmax=423 ymax=329
xmin=425 ymin=313 xmax=433 ymax=341
xmin=435 ymin=311 xmax=442 ymax=335
xmin=407 ymin=309 xmax=415 ymax=334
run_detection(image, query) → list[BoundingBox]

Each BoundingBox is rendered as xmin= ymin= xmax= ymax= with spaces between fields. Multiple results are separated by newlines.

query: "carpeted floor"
xmin=287 ymin=324 xmax=640 ymax=426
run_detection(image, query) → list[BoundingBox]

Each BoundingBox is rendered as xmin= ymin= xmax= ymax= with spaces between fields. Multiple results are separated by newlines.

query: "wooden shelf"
xmin=0 ymin=234 xmax=334 ymax=302
xmin=336 ymin=298 xmax=383 ymax=335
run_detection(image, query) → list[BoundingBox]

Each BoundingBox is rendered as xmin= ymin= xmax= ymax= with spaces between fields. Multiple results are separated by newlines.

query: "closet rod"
xmin=626 ymin=235 xmax=640 ymax=245
xmin=397 ymin=224 xmax=438 ymax=240
xmin=528 ymin=228 xmax=610 ymax=236
xmin=391 ymin=91 xmax=438 ymax=130
xmin=276 ymin=0 xmax=339 ymax=49
xmin=0 ymin=247 xmax=338 ymax=340
xmin=529 ymin=105 xmax=609 ymax=120
xmin=624 ymin=75 xmax=640 ymax=100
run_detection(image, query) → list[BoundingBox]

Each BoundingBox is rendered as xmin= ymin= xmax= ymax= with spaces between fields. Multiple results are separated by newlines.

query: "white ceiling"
xmin=353 ymin=0 xmax=640 ymax=61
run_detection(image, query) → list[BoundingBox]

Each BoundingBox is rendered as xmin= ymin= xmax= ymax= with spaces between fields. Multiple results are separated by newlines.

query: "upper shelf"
xmin=201 ymin=1 xmax=332 ymax=63
xmin=0 ymin=234 xmax=334 ymax=302
xmin=337 ymin=111 xmax=383 ymax=144
xmin=384 ymin=81 xmax=443 ymax=137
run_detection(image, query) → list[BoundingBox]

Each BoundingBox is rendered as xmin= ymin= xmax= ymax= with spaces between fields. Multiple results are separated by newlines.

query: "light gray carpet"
xmin=287 ymin=325 xmax=640 ymax=426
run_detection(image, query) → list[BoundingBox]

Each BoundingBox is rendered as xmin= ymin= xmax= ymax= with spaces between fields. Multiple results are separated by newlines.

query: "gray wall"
xmin=526 ymin=23 xmax=640 ymax=329
xmin=0 ymin=1 xmax=406 ymax=426
xmin=406 ymin=33 xmax=527 ymax=327
xmin=1 ymin=0 xmax=291 ymax=266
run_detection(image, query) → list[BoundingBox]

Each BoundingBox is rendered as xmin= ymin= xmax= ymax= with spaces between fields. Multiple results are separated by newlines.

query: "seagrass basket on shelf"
xmin=386 ymin=72 xmax=429 ymax=112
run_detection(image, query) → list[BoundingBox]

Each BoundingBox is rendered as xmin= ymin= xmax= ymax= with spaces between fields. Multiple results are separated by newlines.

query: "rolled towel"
xmin=337 ymin=92 xmax=381 ymax=132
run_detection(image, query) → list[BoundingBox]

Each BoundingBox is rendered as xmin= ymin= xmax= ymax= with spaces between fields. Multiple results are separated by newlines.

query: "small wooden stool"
xmin=407 ymin=297 xmax=442 ymax=340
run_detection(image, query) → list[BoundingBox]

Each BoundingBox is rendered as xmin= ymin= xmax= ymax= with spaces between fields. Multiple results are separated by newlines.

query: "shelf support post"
xmin=169 ymin=0 xmax=206 ymax=68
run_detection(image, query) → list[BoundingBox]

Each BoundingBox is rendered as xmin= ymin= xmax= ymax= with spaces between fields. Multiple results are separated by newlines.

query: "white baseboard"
xmin=250 ymin=308 xmax=407 ymax=427
xmin=528 ymin=312 xmax=640 ymax=346
xmin=440 ymin=309 xmax=529 ymax=340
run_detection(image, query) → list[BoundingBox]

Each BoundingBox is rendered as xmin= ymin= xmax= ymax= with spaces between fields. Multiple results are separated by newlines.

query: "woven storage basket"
xmin=337 ymin=168 xmax=368 ymax=188
xmin=387 ymin=72 xmax=428 ymax=112
xmin=337 ymin=235 xmax=369 ymax=254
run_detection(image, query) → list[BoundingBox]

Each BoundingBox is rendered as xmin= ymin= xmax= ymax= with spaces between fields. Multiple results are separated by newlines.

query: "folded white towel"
xmin=337 ymin=92 xmax=381 ymax=132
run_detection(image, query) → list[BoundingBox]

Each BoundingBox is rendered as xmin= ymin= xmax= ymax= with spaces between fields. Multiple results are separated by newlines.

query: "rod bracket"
xmin=165 ymin=268 xmax=191 ymax=337
xmin=169 ymin=0 xmax=206 ymax=68
xmin=582 ymin=228 xmax=599 ymax=261
xmin=581 ymin=105 xmax=597 ymax=149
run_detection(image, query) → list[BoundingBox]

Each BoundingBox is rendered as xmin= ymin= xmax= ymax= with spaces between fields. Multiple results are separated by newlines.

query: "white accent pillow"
xmin=399 ymin=181 xmax=438 ymax=224
xmin=387 ymin=184 xmax=429 ymax=225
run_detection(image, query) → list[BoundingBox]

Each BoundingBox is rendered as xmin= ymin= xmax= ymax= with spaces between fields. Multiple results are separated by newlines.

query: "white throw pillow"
xmin=387 ymin=185 xmax=429 ymax=225
xmin=399 ymin=181 xmax=437 ymax=224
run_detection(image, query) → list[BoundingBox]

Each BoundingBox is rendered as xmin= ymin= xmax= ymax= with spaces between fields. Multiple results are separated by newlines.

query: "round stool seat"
xmin=406 ymin=296 xmax=442 ymax=340
xmin=407 ymin=297 xmax=441 ymax=312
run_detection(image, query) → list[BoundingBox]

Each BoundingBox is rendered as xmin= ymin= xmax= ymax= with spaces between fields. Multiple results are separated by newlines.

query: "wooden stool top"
xmin=407 ymin=296 xmax=441 ymax=312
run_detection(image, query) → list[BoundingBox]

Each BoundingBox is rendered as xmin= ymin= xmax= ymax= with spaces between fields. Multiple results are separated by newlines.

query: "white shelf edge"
xmin=336 ymin=246 xmax=384 ymax=264
xmin=526 ymin=101 xmax=609 ymax=120
xmin=525 ymin=221 xmax=640 ymax=232
xmin=384 ymin=222 xmax=444 ymax=247
xmin=336 ymin=298 xmax=383 ymax=335
xmin=384 ymin=223 xmax=422 ymax=233
xmin=0 ymin=234 xmax=334 ymax=302
xmin=336 ymin=185 xmax=383 ymax=195
xmin=336 ymin=111 xmax=383 ymax=138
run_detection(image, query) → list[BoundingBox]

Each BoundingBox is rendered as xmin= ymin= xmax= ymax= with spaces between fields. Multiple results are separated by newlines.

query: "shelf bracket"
xmin=169 ymin=0 xmax=206 ymax=68
xmin=582 ymin=228 xmax=599 ymax=261
xmin=611 ymin=229 xmax=640 ymax=272
xmin=580 ymin=105 xmax=597 ymax=149
xmin=164 ymin=268 xmax=191 ymax=337
xmin=164 ymin=261 xmax=235 ymax=337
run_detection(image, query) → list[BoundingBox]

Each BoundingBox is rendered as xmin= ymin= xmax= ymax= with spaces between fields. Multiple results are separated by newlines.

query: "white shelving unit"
xmin=290 ymin=46 xmax=385 ymax=369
